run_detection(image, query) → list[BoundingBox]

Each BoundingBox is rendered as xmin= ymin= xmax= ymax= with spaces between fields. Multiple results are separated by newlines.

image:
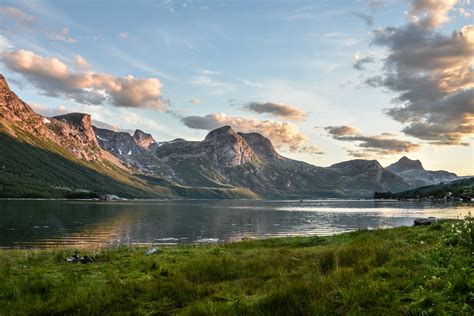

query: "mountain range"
xmin=0 ymin=75 xmax=464 ymax=199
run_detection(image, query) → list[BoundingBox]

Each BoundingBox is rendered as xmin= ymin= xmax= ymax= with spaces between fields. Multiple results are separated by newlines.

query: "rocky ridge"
xmin=386 ymin=156 xmax=458 ymax=187
xmin=0 ymin=74 xmax=461 ymax=199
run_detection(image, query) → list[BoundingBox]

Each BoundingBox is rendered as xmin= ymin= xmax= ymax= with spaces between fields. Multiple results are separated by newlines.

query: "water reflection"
xmin=0 ymin=200 xmax=471 ymax=248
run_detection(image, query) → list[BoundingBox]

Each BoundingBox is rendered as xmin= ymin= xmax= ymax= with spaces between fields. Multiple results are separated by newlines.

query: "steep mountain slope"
xmin=386 ymin=156 xmax=458 ymax=187
xmin=0 ymin=75 xmax=255 ymax=199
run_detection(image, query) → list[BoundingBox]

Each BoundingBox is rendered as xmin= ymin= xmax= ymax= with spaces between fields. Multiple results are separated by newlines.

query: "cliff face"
xmin=0 ymin=76 xmax=103 ymax=161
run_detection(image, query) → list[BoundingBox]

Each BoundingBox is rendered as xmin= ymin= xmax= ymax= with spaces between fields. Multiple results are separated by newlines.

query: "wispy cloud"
xmin=325 ymin=125 xmax=420 ymax=156
xmin=188 ymin=99 xmax=200 ymax=104
xmin=0 ymin=6 xmax=34 ymax=27
xmin=48 ymin=27 xmax=78 ymax=43
xmin=0 ymin=35 xmax=13 ymax=50
xmin=240 ymin=79 xmax=264 ymax=88
xmin=190 ymin=70 xmax=233 ymax=95
xmin=351 ymin=11 xmax=374 ymax=27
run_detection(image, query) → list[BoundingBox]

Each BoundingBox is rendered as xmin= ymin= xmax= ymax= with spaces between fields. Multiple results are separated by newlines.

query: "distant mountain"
xmin=90 ymin=124 xmax=412 ymax=198
xmin=386 ymin=156 xmax=458 ymax=187
xmin=330 ymin=160 xmax=410 ymax=195
xmin=1 ymin=74 xmax=464 ymax=199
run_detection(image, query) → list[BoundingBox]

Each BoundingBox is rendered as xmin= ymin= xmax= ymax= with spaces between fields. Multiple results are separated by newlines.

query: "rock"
xmin=66 ymin=253 xmax=94 ymax=264
xmin=145 ymin=247 xmax=160 ymax=255
xmin=414 ymin=217 xmax=437 ymax=226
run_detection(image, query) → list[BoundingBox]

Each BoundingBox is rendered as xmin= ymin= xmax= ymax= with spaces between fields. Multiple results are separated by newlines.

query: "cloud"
xmin=367 ymin=0 xmax=474 ymax=146
xmin=182 ymin=113 xmax=321 ymax=154
xmin=48 ymin=27 xmax=78 ymax=43
xmin=458 ymin=7 xmax=472 ymax=18
xmin=190 ymin=74 xmax=233 ymax=95
xmin=240 ymin=79 xmax=264 ymax=88
xmin=92 ymin=120 xmax=134 ymax=134
xmin=1 ymin=49 xmax=166 ymax=109
xmin=353 ymin=51 xmax=376 ymax=70
xmin=188 ymin=99 xmax=200 ymax=104
xmin=351 ymin=11 xmax=374 ymax=27
xmin=243 ymin=102 xmax=308 ymax=121
xmin=324 ymin=125 xmax=360 ymax=136
xmin=0 ymin=35 xmax=13 ymax=50
xmin=0 ymin=6 xmax=34 ymax=27
xmin=407 ymin=0 xmax=458 ymax=29
xmin=118 ymin=32 xmax=128 ymax=39
xmin=368 ymin=0 xmax=387 ymax=11
xmin=74 ymin=55 xmax=89 ymax=69
xmin=325 ymin=125 xmax=420 ymax=156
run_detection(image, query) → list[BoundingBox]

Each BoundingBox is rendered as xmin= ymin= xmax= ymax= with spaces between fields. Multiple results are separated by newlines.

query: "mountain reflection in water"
xmin=0 ymin=200 xmax=471 ymax=248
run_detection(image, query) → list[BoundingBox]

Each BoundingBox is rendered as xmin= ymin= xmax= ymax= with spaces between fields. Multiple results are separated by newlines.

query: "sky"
xmin=0 ymin=0 xmax=472 ymax=175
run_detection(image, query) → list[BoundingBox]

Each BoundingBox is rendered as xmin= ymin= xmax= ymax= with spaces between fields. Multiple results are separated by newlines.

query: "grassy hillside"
xmin=393 ymin=177 xmax=474 ymax=200
xmin=0 ymin=220 xmax=472 ymax=314
xmin=0 ymin=129 xmax=162 ymax=198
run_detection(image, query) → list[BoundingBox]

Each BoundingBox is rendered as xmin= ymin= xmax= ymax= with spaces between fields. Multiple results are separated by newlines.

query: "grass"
xmin=0 ymin=220 xmax=472 ymax=315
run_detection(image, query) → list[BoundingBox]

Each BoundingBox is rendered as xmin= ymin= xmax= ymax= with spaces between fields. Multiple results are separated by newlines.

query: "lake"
xmin=0 ymin=199 xmax=472 ymax=248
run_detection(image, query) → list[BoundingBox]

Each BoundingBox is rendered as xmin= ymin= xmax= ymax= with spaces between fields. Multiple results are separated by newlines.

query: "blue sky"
xmin=0 ymin=0 xmax=472 ymax=174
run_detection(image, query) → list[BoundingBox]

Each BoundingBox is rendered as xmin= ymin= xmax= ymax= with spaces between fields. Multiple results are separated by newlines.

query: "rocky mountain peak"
xmin=330 ymin=159 xmax=383 ymax=172
xmin=387 ymin=156 xmax=424 ymax=173
xmin=133 ymin=129 xmax=155 ymax=149
xmin=53 ymin=113 xmax=92 ymax=131
xmin=0 ymin=74 xmax=35 ymax=123
xmin=238 ymin=132 xmax=281 ymax=160
xmin=204 ymin=125 xmax=236 ymax=141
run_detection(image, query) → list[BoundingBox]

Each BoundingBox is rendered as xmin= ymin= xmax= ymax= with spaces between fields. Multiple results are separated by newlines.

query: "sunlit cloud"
xmin=1 ymin=49 xmax=167 ymax=109
xmin=366 ymin=0 xmax=474 ymax=146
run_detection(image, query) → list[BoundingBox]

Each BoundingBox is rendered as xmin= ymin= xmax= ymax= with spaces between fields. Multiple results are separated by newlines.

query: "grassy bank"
xmin=1 ymin=220 xmax=472 ymax=315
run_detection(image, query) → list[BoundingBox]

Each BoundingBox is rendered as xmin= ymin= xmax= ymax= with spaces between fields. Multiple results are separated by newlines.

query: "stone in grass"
xmin=66 ymin=253 xmax=94 ymax=264
xmin=145 ymin=247 xmax=161 ymax=256
xmin=414 ymin=217 xmax=437 ymax=226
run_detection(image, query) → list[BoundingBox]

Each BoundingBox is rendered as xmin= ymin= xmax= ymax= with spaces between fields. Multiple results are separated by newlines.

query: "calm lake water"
xmin=0 ymin=199 xmax=472 ymax=248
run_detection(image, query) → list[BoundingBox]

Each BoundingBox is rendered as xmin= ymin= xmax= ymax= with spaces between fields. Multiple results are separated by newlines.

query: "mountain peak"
xmin=204 ymin=125 xmax=236 ymax=140
xmin=238 ymin=132 xmax=280 ymax=159
xmin=331 ymin=159 xmax=383 ymax=171
xmin=53 ymin=113 xmax=92 ymax=131
xmin=387 ymin=156 xmax=424 ymax=173
xmin=133 ymin=129 xmax=154 ymax=148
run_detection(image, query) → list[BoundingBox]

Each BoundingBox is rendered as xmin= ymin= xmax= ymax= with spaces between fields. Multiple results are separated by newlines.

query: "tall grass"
xmin=0 ymin=221 xmax=472 ymax=315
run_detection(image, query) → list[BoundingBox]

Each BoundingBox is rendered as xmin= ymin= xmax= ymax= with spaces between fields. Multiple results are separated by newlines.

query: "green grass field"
xmin=0 ymin=219 xmax=472 ymax=315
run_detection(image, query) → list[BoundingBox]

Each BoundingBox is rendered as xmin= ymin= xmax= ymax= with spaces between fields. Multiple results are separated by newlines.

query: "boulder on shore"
xmin=414 ymin=217 xmax=437 ymax=226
